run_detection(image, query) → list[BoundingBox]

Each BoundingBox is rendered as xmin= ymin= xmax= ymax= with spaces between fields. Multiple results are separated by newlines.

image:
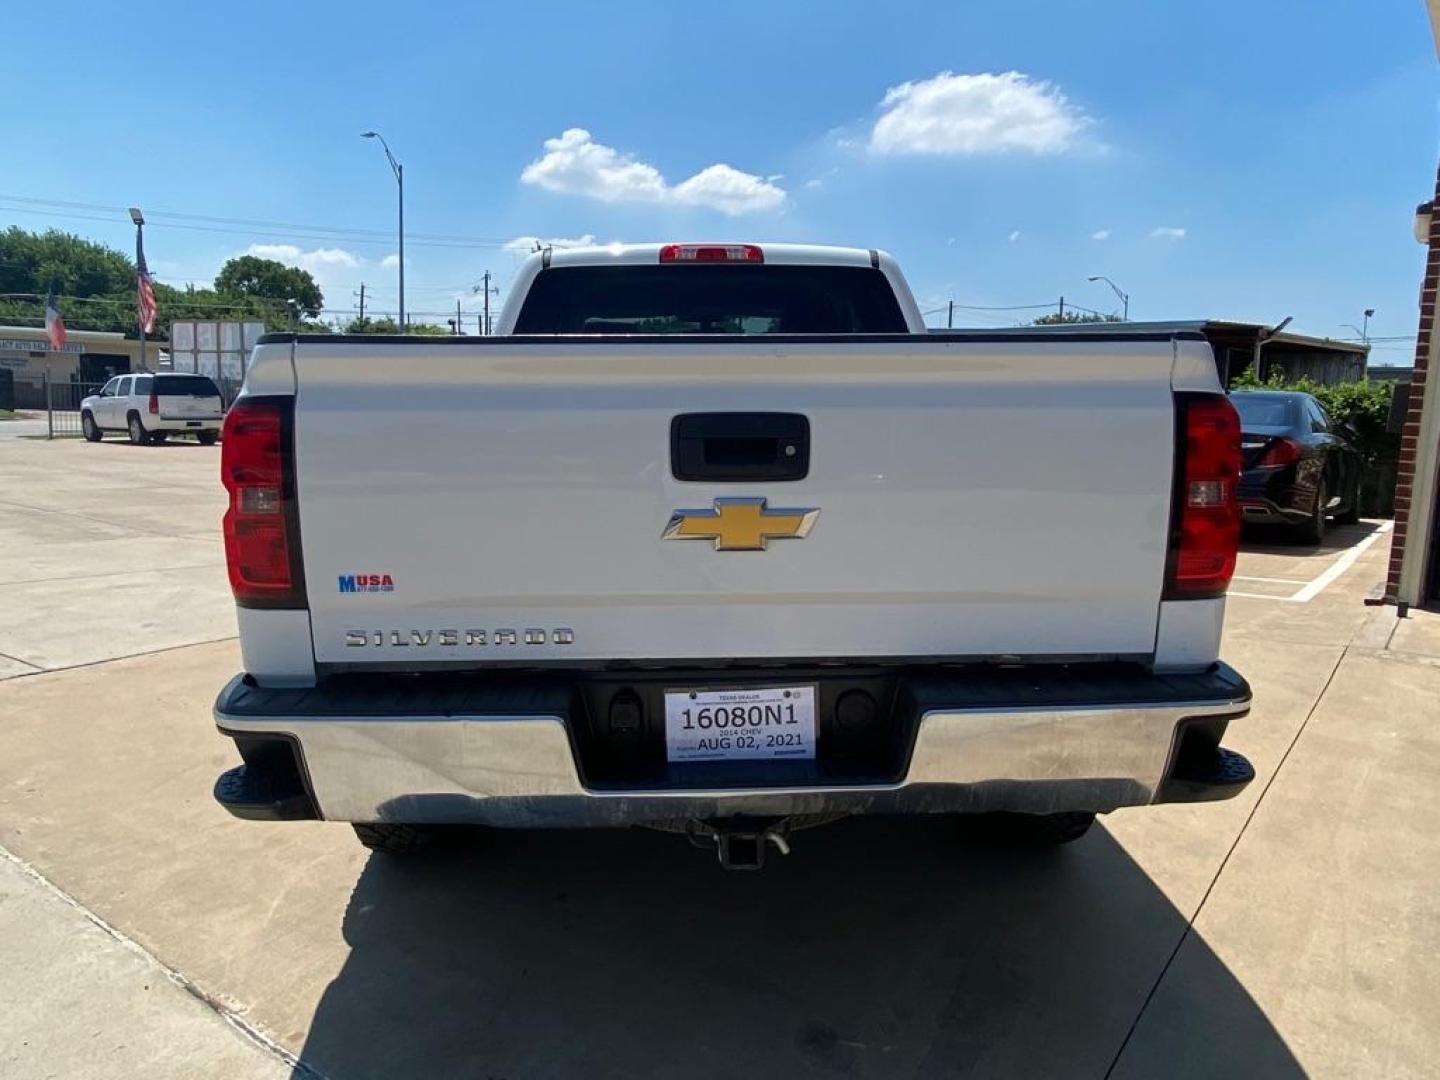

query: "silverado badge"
xmin=663 ymin=497 xmax=819 ymax=552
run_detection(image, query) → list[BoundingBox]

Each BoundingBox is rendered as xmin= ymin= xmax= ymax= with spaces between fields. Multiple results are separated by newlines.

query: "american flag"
xmin=44 ymin=289 xmax=67 ymax=350
xmin=136 ymin=238 xmax=157 ymax=334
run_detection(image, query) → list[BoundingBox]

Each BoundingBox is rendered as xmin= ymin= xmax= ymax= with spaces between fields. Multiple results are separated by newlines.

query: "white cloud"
xmin=247 ymin=243 xmax=360 ymax=270
xmin=1090 ymin=229 xmax=1110 ymax=241
xmin=1149 ymin=226 xmax=1186 ymax=241
xmin=502 ymin=234 xmax=598 ymax=254
xmin=1008 ymin=230 xmax=1022 ymax=243
xmin=670 ymin=164 xmax=786 ymax=214
xmin=803 ymin=178 xmax=824 ymax=190
xmin=379 ymin=253 xmax=404 ymax=269
xmin=520 ymin=128 xmax=785 ymax=215
xmin=869 ymin=71 xmax=1091 ymax=156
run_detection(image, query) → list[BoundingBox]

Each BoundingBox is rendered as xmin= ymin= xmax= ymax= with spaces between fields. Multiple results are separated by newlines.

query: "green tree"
xmin=0 ymin=227 xmax=306 ymax=335
xmin=0 ymin=226 xmax=134 ymax=299
xmin=1030 ymin=310 xmax=1121 ymax=325
xmin=341 ymin=315 xmax=450 ymax=335
xmin=214 ymin=255 xmax=324 ymax=318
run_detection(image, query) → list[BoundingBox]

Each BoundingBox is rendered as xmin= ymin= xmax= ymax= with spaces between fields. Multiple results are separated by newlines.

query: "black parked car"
xmin=1231 ymin=390 xmax=1363 ymax=542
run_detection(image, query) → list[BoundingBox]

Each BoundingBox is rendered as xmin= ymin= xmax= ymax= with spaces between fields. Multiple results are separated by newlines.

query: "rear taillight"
xmin=1165 ymin=394 xmax=1241 ymax=599
xmin=1255 ymin=437 xmax=1302 ymax=467
xmin=221 ymin=397 xmax=305 ymax=607
xmin=148 ymin=392 xmax=159 ymax=415
xmin=658 ymin=243 xmax=764 ymax=264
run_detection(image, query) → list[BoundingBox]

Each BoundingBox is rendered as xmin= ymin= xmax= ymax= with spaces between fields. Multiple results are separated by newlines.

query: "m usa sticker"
xmin=338 ymin=574 xmax=395 ymax=593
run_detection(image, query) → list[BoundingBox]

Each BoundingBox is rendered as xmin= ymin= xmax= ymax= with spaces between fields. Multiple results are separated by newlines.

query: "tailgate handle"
xmin=671 ymin=413 xmax=809 ymax=482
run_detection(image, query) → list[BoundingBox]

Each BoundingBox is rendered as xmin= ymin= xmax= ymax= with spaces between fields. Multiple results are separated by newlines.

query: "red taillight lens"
xmin=148 ymin=392 xmax=159 ymax=415
xmin=221 ymin=398 xmax=304 ymax=607
xmin=1255 ymin=437 xmax=1302 ymax=468
xmin=1166 ymin=394 xmax=1241 ymax=599
xmin=658 ymin=243 xmax=764 ymax=264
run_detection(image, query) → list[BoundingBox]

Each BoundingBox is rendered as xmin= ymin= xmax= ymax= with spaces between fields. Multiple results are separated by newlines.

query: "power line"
xmin=0 ymin=290 xmax=292 ymax=314
xmin=0 ymin=193 xmax=520 ymax=249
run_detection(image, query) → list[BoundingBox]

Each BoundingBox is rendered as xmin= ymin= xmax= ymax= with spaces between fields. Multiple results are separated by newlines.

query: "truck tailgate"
xmin=291 ymin=338 xmax=1178 ymax=665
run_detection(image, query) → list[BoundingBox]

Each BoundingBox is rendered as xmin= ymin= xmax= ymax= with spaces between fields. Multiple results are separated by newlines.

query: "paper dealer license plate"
xmin=663 ymin=685 xmax=817 ymax=763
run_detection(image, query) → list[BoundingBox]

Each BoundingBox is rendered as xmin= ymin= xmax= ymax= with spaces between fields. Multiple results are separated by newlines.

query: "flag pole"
xmin=130 ymin=207 xmax=147 ymax=371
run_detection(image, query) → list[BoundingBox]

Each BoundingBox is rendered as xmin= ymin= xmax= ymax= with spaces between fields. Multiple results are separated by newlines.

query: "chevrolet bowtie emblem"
xmin=663 ymin=497 xmax=820 ymax=552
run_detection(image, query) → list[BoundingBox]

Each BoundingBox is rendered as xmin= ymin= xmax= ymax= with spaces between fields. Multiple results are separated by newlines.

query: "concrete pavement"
xmin=0 ymin=437 xmax=233 ymax=674
xmin=0 ymin=437 xmax=1436 ymax=1078
xmin=0 ymin=851 xmax=292 ymax=1080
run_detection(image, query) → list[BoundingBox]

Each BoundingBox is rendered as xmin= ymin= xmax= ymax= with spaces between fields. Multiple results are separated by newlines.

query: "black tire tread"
xmin=1296 ymin=481 xmax=1326 ymax=544
xmin=352 ymin=822 xmax=426 ymax=854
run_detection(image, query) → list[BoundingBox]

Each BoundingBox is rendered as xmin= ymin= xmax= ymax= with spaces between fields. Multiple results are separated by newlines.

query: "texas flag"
xmin=44 ymin=289 xmax=66 ymax=351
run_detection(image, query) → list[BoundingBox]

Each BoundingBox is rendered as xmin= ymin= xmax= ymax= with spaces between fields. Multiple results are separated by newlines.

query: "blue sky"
xmin=5 ymin=0 xmax=1437 ymax=358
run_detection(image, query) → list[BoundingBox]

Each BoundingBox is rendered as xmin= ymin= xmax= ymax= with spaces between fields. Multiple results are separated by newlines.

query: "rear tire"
xmin=1296 ymin=481 xmax=1326 ymax=544
xmin=127 ymin=413 xmax=147 ymax=446
xmin=81 ymin=412 xmax=101 ymax=442
xmin=986 ymin=811 xmax=1096 ymax=846
xmin=197 ymin=430 xmax=219 ymax=446
xmin=352 ymin=822 xmax=428 ymax=855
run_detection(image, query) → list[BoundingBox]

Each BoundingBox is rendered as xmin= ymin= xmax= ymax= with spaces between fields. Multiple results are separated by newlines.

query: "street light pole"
xmin=1086 ymin=275 xmax=1129 ymax=321
xmin=362 ymin=131 xmax=405 ymax=327
xmin=1362 ymin=307 xmax=1374 ymax=345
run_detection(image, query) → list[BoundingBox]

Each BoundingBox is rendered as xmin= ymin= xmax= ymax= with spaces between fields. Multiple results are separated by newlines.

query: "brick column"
xmin=1385 ymin=165 xmax=1440 ymax=602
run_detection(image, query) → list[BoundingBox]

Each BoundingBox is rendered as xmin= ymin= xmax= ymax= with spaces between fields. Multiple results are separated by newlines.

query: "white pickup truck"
xmin=212 ymin=242 xmax=1253 ymax=869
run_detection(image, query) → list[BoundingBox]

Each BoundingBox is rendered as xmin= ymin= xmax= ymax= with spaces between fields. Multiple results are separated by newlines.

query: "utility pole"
xmin=475 ymin=271 xmax=498 ymax=335
xmin=354 ymin=283 xmax=366 ymax=326
xmin=947 ymin=300 xmax=954 ymax=329
xmin=455 ymin=298 xmax=463 ymax=335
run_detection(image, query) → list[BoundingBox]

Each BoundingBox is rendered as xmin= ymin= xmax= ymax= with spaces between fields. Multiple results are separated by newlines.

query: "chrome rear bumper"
xmin=214 ymin=664 xmax=1252 ymax=827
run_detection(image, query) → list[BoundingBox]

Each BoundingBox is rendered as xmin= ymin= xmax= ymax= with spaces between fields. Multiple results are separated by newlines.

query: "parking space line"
xmin=1289 ymin=521 xmax=1394 ymax=603
xmin=1231 ymin=575 xmax=1308 ymax=585
xmin=1230 ymin=521 xmax=1394 ymax=604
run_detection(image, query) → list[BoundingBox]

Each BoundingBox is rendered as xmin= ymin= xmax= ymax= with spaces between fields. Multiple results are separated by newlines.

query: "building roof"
xmin=0 ymin=324 xmax=128 ymax=343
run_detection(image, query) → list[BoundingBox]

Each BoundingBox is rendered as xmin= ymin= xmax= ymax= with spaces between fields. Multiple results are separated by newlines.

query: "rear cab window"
xmin=513 ymin=265 xmax=908 ymax=334
xmin=155 ymin=375 xmax=222 ymax=397
xmin=1232 ymin=395 xmax=1296 ymax=429
xmin=133 ymin=375 xmax=153 ymax=395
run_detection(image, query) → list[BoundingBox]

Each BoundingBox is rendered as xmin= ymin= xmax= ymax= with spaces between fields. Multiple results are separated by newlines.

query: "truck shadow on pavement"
xmin=292 ymin=817 xmax=1303 ymax=1080
xmin=1240 ymin=517 xmax=1383 ymax=555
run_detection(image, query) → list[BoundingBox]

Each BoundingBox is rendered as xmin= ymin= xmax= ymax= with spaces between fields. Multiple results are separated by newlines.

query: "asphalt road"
xmin=1 ymin=437 xmax=1436 ymax=1079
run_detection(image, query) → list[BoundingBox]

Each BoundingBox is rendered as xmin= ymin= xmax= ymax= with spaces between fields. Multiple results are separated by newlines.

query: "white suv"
xmin=81 ymin=373 xmax=225 ymax=445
